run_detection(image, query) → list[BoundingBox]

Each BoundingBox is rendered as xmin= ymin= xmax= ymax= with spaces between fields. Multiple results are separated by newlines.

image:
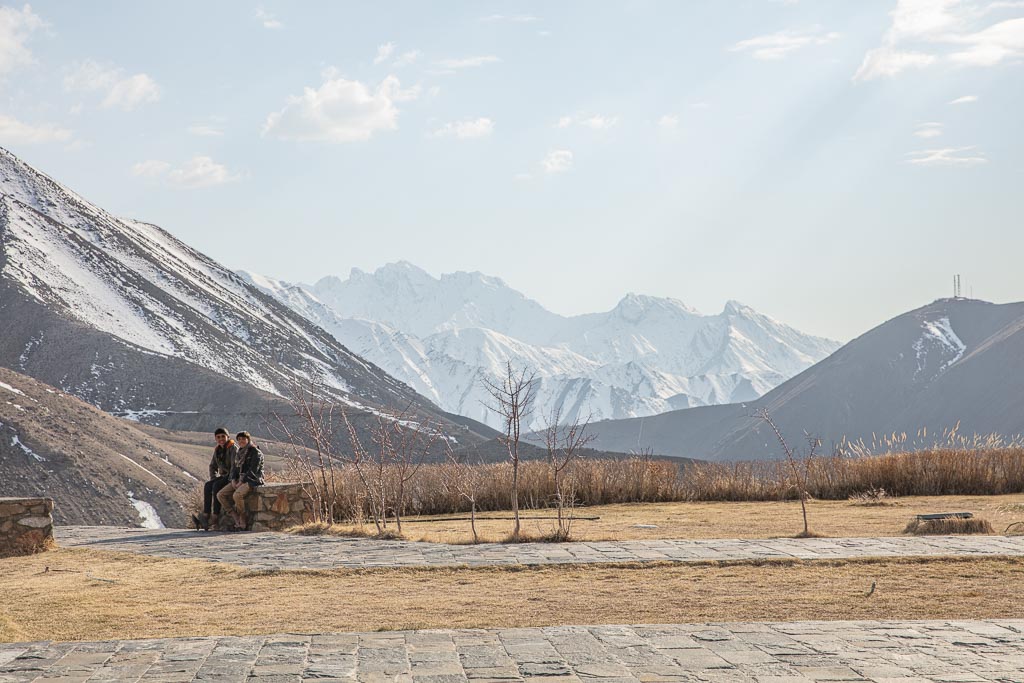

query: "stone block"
xmin=0 ymin=497 xmax=53 ymax=557
xmin=17 ymin=516 xmax=52 ymax=528
xmin=271 ymin=494 xmax=291 ymax=514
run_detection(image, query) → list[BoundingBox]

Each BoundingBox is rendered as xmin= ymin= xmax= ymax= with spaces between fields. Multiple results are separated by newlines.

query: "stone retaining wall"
xmin=246 ymin=482 xmax=315 ymax=532
xmin=0 ymin=497 xmax=54 ymax=557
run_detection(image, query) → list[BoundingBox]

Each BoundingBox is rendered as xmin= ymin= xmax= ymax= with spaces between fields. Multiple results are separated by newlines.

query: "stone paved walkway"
xmin=55 ymin=526 xmax=1024 ymax=571
xmin=3 ymin=621 xmax=1024 ymax=682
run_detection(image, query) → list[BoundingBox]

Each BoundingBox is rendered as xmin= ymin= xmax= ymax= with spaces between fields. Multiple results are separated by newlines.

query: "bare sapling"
xmin=440 ymin=445 xmax=489 ymax=543
xmin=373 ymin=408 xmax=442 ymax=534
xmin=756 ymin=408 xmax=819 ymax=538
xmin=482 ymin=362 xmax=538 ymax=540
xmin=269 ymin=380 xmax=341 ymax=525
xmin=341 ymin=410 xmax=387 ymax=534
xmin=542 ymin=406 xmax=594 ymax=540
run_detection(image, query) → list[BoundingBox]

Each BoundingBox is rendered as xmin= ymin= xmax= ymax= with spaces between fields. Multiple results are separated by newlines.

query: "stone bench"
xmin=0 ymin=497 xmax=54 ymax=557
xmin=210 ymin=482 xmax=315 ymax=532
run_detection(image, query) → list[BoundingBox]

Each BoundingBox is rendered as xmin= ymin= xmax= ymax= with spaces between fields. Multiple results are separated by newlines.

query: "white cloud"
xmin=906 ymin=146 xmax=987 ymax=166
xmin=914 ymin=122 xmax=944 ymax=138
xmin=730 ymin=27 xmax=840 ymax=60
xmin=432 ymin=117 xmax=494 ymax=139
xmin=131 ymin=159 xmax=171 ymax=177
xmin=374 ymin=42 xmax=395 ymax=65
xmin=0 ymin=4 xmax=44 ymax=77
xmin=168 ymin=156 xmax=241 ymax=187
xmin=435 ymin=55 xmax=500 ymax=70
xmin=480 ymin=14 xmax=539 ymax=23
xmin=133 ymin=156 xmax=241 ymax=187
xmin=581 ymin=115 xmax=617 ymax=130
xmin=255 ymin=7 xmax=283 ymax=29
xmin=948 ymin=16 xmax=1024 ymax=65
xmin=658 ymin=114 xmax=680 ymax=130
xmin=0 ymin=114 xmax=71 ymax=143
xmin=541 ymin=149 xmax=573 ymax=174
xmin=853 ymin=47 xmax=936 ymax=80
xmin=855 ymin=1 xmax=1024 ymax=81
xmin=949 ymin=94 xmax=979 ymax=104
xmin=64 ymin=60 xmax=160 ymax=111
xmin=556 ymin=114 xmax=618 ymax=130
xmin=374 ymin=44 xmax=420 ymax=68
xmin=103 ymin=73 xmax=160 ymax=110
xmin=187 ymin=124 xmax=224 ymax=137
xmin=263 ymin=74 xmax=417 ymax=143
xmin=393 ymin=50 xmax=421 ymax=67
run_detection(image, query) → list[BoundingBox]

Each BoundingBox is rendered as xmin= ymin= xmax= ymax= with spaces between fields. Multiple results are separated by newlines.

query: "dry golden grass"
xmin=2 ymin=548 xmax=1023 ymax=642
xmin=261 ymin=445 xmax=1024 ymax=525
xmin=302 ymin=494 xmax=1024 ymax=543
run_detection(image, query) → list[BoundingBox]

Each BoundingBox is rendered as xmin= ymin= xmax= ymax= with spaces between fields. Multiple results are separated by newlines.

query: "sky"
xmin=1 ymin=0 xmax=1022 ymax=342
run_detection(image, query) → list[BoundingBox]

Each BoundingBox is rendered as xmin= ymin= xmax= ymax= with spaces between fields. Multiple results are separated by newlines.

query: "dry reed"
xmin=194 ymin=435 xmax=1024 ymax=522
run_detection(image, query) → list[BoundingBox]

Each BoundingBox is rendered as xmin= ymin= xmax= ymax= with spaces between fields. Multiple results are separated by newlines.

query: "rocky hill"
xmin=0 ymin=366 xmax=205 ymax=527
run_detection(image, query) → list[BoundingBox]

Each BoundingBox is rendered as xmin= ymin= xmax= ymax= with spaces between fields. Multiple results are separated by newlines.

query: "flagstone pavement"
xmin=3 ymin=621 xmax=1024 ymax=682
xmin=55 ymin=526 xmax=1024 ymax=571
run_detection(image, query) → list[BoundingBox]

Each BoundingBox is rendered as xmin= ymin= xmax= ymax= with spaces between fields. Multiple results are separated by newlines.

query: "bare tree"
xmin=482 ymin=362 xmax=538 ymax=540
xmin=440 ymin=446 xmax=489 ymax=543
xmin=542 ymin=406 xmax=594 ymax=540
xmin=269 ymin=380 xmax=342 ymax=525
xmin=756 ymin=408 xmax=819 ymax=538
xmin=341 ymin=410 xmax=387 ymax=534
xmin=373 ymin=410 xmax=442 ymax=534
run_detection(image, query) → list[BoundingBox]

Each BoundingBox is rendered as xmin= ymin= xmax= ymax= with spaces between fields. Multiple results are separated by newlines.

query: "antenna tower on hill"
xmin=952 ymin=274 xmax=962 ymax=298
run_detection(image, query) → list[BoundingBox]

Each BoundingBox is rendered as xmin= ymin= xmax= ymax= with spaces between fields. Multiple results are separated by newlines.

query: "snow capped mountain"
xmin=241 ymin=262 xmax=841 ymax=431
xmin=311 ymin=262 xmax=561 ymax=341
xmin=0 ymin=148 xmax=485 ymax=439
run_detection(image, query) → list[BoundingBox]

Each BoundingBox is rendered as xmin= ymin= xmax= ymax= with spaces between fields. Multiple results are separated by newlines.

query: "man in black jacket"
xmin=193 ymin=428 xmax=237 ymax=531
xmin=216 ymin=431 xmax=265 ymax=530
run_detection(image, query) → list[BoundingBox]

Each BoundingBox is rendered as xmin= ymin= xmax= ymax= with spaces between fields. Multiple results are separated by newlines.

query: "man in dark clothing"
xmin=216 ymin=431 xmax=265 ymax=530
xmin=193 ymin=428 xmax=236 ymax=531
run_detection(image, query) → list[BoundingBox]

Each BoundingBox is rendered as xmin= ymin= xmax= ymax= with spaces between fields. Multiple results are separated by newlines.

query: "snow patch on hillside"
xmin=127 ymin=492 xmax=165 ymax=529
xmin=116 ymin=452 xmax=168 ymax=486
xmin=0 ymin=381 xmax=26 ymax=396
xmin=11 ymin=434 xmax=45 ymax=462
xmin=913 ymin=316 xmax=966 ymax=380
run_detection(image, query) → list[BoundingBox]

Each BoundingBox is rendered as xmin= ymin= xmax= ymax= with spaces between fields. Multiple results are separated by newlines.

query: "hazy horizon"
xmin=3 ymin=0 xmax=1022 ymax=341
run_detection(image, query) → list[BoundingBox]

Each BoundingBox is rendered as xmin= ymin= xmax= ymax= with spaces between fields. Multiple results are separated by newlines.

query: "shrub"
xmin=903 ymin=517 xmax=994 ymax=535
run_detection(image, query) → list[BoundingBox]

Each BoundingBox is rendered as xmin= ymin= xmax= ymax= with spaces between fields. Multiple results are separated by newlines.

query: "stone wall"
xmin=245 ymin=482 xmax=314 ymax=532
xmin=0 ymin=497 xmax=54 ymax=557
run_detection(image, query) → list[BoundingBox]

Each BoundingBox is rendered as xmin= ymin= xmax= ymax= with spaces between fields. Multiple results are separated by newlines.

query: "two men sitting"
xmin=194 ymin=428 xmax=265 ymax=531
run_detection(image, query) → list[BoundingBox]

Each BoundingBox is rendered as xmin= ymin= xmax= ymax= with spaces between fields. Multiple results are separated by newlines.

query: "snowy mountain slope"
xmin=241 ymin=262 xmax=841 ymax=431
xmin=0 ymin=147 xmax=491 ymax=440
xmin=582 ymin=298 xmax=1024 ymax=461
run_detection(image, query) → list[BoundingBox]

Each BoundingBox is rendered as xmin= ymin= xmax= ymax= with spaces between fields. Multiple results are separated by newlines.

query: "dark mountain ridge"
xmin=584 ymin=298 xmax=1024 ymax=460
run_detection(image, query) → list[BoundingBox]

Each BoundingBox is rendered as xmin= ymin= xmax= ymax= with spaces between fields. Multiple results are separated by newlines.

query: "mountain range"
xmin=582 ymin=297 xmax=1024 ymax=460
xmin=241 ymin=263 xmax=840 ymax=431
xmin=0 ymin=146 xmax=492 ymax=443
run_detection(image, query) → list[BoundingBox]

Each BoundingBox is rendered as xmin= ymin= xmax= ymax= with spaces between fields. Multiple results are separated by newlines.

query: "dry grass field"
xmin=2 ymin=548 xmax=1023 ymax=642
xmin=298 ymin=494 xmax=1024 ymax=543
